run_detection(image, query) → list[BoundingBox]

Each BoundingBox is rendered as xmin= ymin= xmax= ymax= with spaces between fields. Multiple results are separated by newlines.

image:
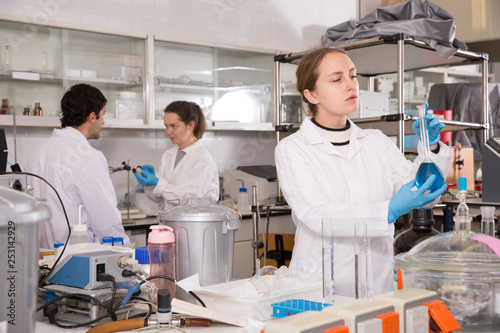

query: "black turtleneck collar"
xmin=311 ymin=118 xmax=351 ymax=132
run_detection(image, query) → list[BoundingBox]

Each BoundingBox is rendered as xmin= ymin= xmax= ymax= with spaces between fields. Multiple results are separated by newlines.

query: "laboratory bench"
xmin=122 ymin=209 xmax=295 ymax=279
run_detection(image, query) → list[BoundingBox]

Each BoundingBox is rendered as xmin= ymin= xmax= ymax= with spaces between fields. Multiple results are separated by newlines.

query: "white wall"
xmin=0 ymin=0 xmax=357 ymax=53
xmin=1 ymin=0 xmax=357 ymax=200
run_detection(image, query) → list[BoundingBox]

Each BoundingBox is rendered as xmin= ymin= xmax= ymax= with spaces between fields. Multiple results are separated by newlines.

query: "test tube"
xmin=322 ymin=218 xmax=334 ymax=305
xmin=355 ymin=221 xmax=368 ymax=299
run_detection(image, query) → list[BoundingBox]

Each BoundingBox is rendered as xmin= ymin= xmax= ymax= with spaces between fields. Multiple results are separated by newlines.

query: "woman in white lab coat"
xmin=134 ymin=101 xmax=219 ymax=210
xmin=275 ymin=48 xmax=451 ymax=298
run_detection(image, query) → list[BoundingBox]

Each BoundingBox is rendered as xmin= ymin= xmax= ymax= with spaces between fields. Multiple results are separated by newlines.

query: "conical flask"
xmin=415 ymin=103 xmax=444 ymax=191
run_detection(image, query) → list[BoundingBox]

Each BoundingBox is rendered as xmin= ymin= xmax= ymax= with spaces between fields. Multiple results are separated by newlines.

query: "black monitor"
xmin=0 ymin=129 xmax=7 ymax=173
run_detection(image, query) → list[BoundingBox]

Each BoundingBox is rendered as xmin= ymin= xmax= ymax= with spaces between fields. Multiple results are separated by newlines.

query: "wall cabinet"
xmin=0 ymin=20 xmax=146 ymax=127
xmin=0 ymin=19 xmax=275 ymax=130
xmin=153 ymin=40 xmax=274 ymax=130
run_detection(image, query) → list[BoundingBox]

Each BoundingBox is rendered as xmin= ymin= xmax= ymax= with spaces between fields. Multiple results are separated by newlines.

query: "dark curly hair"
xmin=60 ymin=84 xmax=107 ymax=128
xmin=164 ymin=101 xmax=206 ymax=140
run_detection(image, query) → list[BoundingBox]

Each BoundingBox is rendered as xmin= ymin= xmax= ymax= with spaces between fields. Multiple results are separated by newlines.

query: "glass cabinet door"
xmin=0 ymin=20 xmax=63 ymax=117
xmin=154 ymin=41 xmax=214 ymax=121
xmin=61 ymin=30 xmax=146 ymax=124
xmin=279 ymin=62 xmax=305 ymax=124
xmin=0 ymin=20 xmax=146 ymax=125
xmin=154 ymin=40 xmax=273 ymax=127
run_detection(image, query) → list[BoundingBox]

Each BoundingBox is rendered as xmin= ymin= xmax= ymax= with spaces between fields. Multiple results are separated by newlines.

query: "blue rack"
xmin=271 ymin=299 xmax=332 ymax=318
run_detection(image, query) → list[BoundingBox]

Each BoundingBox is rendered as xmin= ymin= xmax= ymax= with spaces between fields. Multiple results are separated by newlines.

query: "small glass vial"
xmin=1 ymin=98 xmax=8 ymax=115
xmin=480 ymin=206 xmax=496 ymax=237
xmin=33 ymin=102 xmax=42 ymax=116
xmin=3 ymin=45 xmax=12 ymax=71
xmin=23 ymin=107 xmax=31 ymax=116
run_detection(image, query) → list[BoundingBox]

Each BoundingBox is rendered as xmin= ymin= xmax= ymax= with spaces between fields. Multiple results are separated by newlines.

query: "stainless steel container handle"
xmin=156 ymin=198 xmax=181 ymax=222
xmin=219 ymin=200 xmax=236 ymax=211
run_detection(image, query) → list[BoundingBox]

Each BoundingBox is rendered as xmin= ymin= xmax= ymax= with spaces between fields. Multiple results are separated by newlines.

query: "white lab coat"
xmin=275 ymin=117 xmax=450 ymax=297
xmin=25 ymin=127 xmax=130 ymax=249
xmin=144 ymin=140 xmax=219 ymax=209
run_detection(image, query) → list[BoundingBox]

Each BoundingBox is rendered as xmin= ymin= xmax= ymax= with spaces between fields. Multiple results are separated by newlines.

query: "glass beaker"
xmin=322 ymin=218 xmax=334 ymax=305
xmin=415 ymin=103 xmax=444 ymax=191
xmin=354 ymin=221 xmax=368 ymax=299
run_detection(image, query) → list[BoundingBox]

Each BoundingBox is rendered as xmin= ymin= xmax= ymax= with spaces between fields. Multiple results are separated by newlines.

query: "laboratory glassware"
xmin=148 ymin=225 xmax=176 ymax=304
xmin=354 ymin=221 xmax=368 ymax=299
xmin=33 ymin=101 xmax=42 ymax=116
xmin=480 ymin=206 xmax=496 ymax=237
xmin=1 ymin=98 xmax=8 ymax=115
xmin=454 ymin=177 xmax=471 ymax=231
xmin=394 ymin=208 xmax=440 ymax=255
xmin=415 ymin=103 xmax=445 ymax=191
xmin=3 ymin=44 xmax=12 ymax=71
xmin=322 ymin=218 xmax=334 ymax=305
xmin=395 ymin=188 xmax=500 ymax=330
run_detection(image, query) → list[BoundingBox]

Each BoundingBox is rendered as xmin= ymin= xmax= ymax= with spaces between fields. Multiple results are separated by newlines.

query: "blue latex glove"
xmin=412 ymin=113 xmax=445 ymax=146
xmin=133 ymin=164 xmax=158 ymax=186
xmin=388 ymin=174 xmax=447 ymax=222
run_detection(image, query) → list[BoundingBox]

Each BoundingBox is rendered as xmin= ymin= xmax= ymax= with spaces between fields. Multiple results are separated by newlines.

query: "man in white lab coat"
xmin=25 ymin=83 xmax=130 ymax=249
xmin=275 ymin=48 xmax=451 ymax=298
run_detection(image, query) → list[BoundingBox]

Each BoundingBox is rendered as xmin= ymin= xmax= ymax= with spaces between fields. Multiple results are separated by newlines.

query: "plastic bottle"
xmin=148 ymin=225 xmax=176 ymax=304
xmin=236 ymin=179 xmax=249 ymax=214
xmin=394 ymin=208 xmax=440 ymax=255
xmin=68 ymin=205 xmax=90 ymax=245
xmin=133 ymin=246 xmax=150 ymax=277
xmin=68 ymin=224 xmax=90 ymax=244
xmin=454 ymin=177 xmax=471 ymax=232
xmin=480 ymin=206 xmax=496 ymax=237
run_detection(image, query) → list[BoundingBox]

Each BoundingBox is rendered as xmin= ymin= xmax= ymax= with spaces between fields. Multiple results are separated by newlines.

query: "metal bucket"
xmin=159 ymin=198 xmax=241 ymax=301
xmin=0 ymin=186 xmax=51 ymax=333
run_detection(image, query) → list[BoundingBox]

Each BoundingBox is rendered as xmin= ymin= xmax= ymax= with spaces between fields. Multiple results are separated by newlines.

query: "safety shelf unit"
xmin=273 ymin=33 xmax=490 ymax=152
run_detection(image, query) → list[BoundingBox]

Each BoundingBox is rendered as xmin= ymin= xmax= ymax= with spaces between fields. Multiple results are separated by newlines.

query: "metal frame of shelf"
xmin=273 ymin=33 xmax=490 ymax=153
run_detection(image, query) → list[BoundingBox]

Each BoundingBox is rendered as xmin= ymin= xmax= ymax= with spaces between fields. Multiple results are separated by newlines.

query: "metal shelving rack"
xmin=273 ymin=33 xmax=490 ymax=152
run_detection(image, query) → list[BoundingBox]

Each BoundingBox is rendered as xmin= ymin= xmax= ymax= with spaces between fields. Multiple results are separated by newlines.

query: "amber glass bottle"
xmin=394 ymin=208 xmax=440 ymax=255
xmin=1 ymin=99 xmax=8 ymax=114
xmin=33 ymin=101 xmax=42 ymax=116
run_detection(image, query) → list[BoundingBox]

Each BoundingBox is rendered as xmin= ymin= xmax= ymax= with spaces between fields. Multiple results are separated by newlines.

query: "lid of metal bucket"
xmin=159 ymin=197 xmax=241 ymax=230
xmin=0 ymin=186 xmax=51 ymax=224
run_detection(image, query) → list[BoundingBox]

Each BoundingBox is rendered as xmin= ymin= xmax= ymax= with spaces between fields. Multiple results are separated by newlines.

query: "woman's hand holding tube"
xmin=133 ymin=164 xmax=159 ymax=186
xmin=412 ymin=113 xmax=445 ymax=146
xmin=388 ymin=175 xmax=447 ymax=222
